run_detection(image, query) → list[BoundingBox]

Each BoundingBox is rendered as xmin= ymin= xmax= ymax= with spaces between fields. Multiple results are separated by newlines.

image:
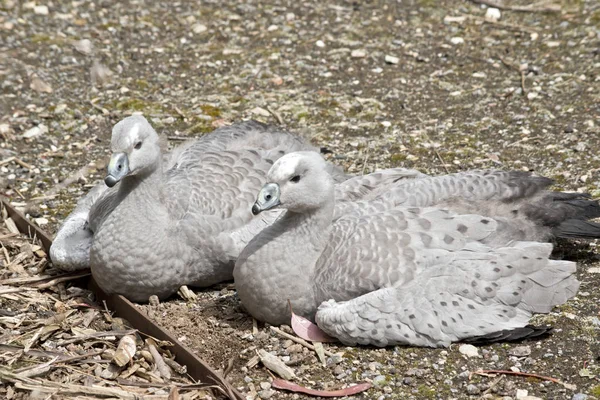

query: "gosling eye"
xmin=290 ymin=175 xmax=301 ymax=183
xmin=134 ymin=141 xmax=142 ymax=150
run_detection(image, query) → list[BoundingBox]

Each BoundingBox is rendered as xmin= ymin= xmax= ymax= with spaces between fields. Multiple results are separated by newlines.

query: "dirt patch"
xmin=2 ymin=0 xmax=600 ymax=398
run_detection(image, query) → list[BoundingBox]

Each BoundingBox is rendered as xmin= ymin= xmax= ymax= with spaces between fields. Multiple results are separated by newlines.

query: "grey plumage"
xmin=234 ymin=152 xmax=588 ymax=348
xmin=50 ymin=116 xmax=349 ymax=301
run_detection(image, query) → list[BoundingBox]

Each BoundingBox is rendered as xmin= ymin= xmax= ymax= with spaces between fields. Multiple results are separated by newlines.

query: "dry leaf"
xmin=113 ymin=335 xmax=136 ymax=367
xmin=289 ymin=300 xmax=336 ymax=343
xmin=90 ymin=60 xmax=112 ymax=86
xmin=272 ymin=379 xmax=371 ymax=397
xmin=257 ymin=349 xmax=296 ymax=380
xmin=313 ymin=342 xmax=327 ymax=367
xmin=30 ymin=77 xmax=53 ymax=93
xmin=100 ymin=363 xmax=123 ymax=380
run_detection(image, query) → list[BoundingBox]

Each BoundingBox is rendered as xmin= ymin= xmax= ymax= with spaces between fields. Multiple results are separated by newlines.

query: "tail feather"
xmin=554 ymin=219 xmax=600 ymax=239
xmin=463 ymin=325 xmax=552 ymax=345
xmin=523 ymin=192 xmax=600 ymax=229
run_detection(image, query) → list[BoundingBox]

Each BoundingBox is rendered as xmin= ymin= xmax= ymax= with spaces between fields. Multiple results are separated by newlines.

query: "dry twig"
xmin=496 ymin=54 xmax=528 ymax=95
xmin=147 ymin=340 xmax=172 ymax=380
xmin=468 ymin=0 xmax=561 ymax=13
xmin=470 ymin=369 xmax=576 ymax=390
xmin=257 ymin=349 xmax=296 ymax=380
xmin=269 ymin=326 xmax=334 ymax=356
xmin=266 ymin=106 xmax=284 ymax=125
xmin=462 ymin=12 xmax=540 ymax=33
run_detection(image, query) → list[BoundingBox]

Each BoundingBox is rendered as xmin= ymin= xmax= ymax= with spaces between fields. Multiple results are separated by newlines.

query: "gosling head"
xmin=252 ymin=151 xmax=334 ymax=215
xmin=104 ymin=115 xmax=161 ymax=187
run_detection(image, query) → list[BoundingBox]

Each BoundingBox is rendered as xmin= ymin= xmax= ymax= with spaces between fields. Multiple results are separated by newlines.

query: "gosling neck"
xmin=117 ymin=159 xmax=165 ymax=205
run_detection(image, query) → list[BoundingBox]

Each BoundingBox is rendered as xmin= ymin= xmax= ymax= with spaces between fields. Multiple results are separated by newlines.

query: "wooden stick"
xmin=14 ymin=356 xmax=59 ymax=378
xmin=468 ymin=0 xmax=560 ymax=13
xmin=147 ymin=342 xmax=172 ymax=380
xmin=257 ymin=349 xmax=296 ymax=380
xmin=434 ymin=149 xmax=450 ymax=174
xmin=0 ymin=156 xmax=34 ymax=170
xmin=33 ymin=271 xmax=91 ymax=289
xmin=174 ymin=107 xmax=187 ymax=119
xmin=269 ymin=326 xmax=334 ymax=357
xmin=266 ymin=106 xmax=284 ymax=125
xmin=14 ymin=381 xmax=166 ymax=399
xmin=56 ymin=329 xmax=137 ymax=346
xmin=0 ymin=287 xmax=37 ymax=295
xmin=55 ymin=349 xmax=107 ymax=364
xmin=470 ymin=369 xmax=576 ymax=390
xmin=0 ymin=344 xmax=68 ymax=360
xmin=0 ymin=270 xmax=90 ymax=287
xmin=0 ymin=156 xmax=15 ymax=166
xmin=496 ymin=54 xmax=528 ymax=95
xmin=14 ymin=158 xmax=35 ymax=170
xmin=0 ymin=365 xmax=41 ymax=385
xmin=479 ymin=375 xmax=505 ymax=398
xmin=23 ymin=326 xmax=44 ymax=353
xmin=462 ymin=13 xmax=540 ymax=33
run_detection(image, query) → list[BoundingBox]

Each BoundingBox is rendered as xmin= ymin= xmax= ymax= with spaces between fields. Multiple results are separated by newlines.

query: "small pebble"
xmin=466 ymin=384 xmax=480 ymax=395
xmin=258 ymin=389 xmax=275 ymax=399
xmin=34 ymin=217 xmax=48 ymax=226
xmin=373 ymin=375 xmax=387 ymax=387
xmin=516 ymin=389 xmax=528 ymax=399
xmin=385 ymin=55 xmax=399 ymax=64
xmin=192 ymin=23 xmax=207 ymax=33
xmin=73 ymin=39 xmax=93 ymax=55
xmin=22 ymin=124 xmax=48 ymax=139
xmin=509 ymin=346 xmax=531 ymax=357
xmin=572 ymin=394 xmax=588 ymax=400
xmin=459 ymin=344 xmax=479 ymax=358
xmin=148 ymin=295 xmax=160 ymax=306
xmin=485 ymin=7 xmax=501 ymax=22
xmin=326 ymin=353 xmax=343 ymax=364
xmin=351 ymin=49 xmax=367 ymax=58
xmin=457 ymin=371 xmax=470 ymax=380
xmin=450 ymin=37 xmax=464 ymax=45
xmin=34 ymin=5 xmax=49 ymax=15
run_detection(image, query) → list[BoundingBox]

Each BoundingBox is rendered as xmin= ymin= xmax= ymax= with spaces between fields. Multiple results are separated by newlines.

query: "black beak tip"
xmin=104 ymin=175 xmax=118 ymax=188
xmin=251 ymin=203 xmax=261 ymax=215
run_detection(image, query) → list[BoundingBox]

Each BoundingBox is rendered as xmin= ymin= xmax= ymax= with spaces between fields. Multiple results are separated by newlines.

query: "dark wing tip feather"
xmin=462 ymin=325 xmax=553 ymax=345
xmin=554 ymin=220 xmax=600 ymax=239
xmin=500 ymin=171 xmax=554 ymax=200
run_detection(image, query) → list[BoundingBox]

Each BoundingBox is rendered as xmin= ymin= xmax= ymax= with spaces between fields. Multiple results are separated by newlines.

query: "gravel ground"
xmin=1 ymin=0 xmax=600 ymax=398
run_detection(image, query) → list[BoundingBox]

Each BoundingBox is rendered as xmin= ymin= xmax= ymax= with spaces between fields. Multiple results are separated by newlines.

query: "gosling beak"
xmin=252 ymin=183 xmax=281 ymax=215
xmin=105 ymin=153 xmax=130 ymax=188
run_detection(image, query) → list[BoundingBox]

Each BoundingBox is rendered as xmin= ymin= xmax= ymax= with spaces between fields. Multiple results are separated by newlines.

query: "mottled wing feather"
xmin=377 ymin=170 xmax=553 ymax=207
xmin=315 ymin=206 xmax=498 ymax=302
xmin=334 ymin=168 xmax=427 ymax=202
xmin=315 ymin=242 xmax=578 ymax=347
xmin=165 ymin=150 xmax=271 ymax=222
